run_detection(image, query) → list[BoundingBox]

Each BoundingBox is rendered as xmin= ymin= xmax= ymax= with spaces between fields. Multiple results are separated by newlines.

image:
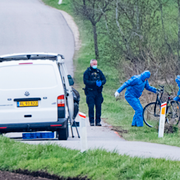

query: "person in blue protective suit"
xmin=114 ymin=71 xmax=157 ymax=127
xmin=173 ymin=75 xmax=180 ymax=101
xmin=83 ymin=59 xmax=106 ymax=126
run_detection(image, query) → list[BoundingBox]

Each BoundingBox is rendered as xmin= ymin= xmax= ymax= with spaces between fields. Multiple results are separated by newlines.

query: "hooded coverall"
xmin=174 ymin=75 xmax=180 ymax=101
xmin=117 ymin=71 xmax=157 ymax=127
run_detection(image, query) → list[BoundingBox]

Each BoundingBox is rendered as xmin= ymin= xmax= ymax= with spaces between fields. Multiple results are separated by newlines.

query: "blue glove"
xmin=96 ymin=80 xmax=102 ymax=87
xmin=173 ymin=96 xmax=179 ymax=101
xmin=98 ymin=80 xmax=102 ymax=87
xmin=156 ymin=89 xmax=160 ymax=94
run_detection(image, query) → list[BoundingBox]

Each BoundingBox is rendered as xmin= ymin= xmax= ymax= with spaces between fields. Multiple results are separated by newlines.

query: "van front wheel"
xmin=57 ymin=122 xmax=69 ymax=140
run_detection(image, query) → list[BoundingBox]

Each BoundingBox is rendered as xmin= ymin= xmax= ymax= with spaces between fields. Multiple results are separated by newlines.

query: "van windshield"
xmin=0 ymin=64 xmax=58 ymax=89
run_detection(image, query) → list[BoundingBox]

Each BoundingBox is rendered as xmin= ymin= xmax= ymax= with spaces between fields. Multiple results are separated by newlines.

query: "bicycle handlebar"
xmin=158 ymin=85 xmax=164 ymax=88
xmin=157 ymin=85 xmax=174 ymax=101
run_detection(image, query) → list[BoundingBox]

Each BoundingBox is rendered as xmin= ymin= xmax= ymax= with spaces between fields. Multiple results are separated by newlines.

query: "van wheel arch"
xmin=57 ymin=120 xmax=69 ymax=140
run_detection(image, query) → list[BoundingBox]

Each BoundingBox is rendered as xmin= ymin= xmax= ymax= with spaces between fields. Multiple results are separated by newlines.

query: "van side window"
xmin=67 ymin=75 xmax=74 ymax=86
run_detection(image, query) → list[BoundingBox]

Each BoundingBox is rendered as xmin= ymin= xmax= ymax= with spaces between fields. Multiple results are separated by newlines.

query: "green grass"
xmin=1 ymin=136 xmax=180 ymax=180
xmin=41 ymin=0 xmax=180 ymax=147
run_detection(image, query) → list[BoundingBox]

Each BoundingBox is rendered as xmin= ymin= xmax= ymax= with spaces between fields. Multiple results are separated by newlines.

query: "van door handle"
xmin=66 ymin=90 xmax=69 ymax=96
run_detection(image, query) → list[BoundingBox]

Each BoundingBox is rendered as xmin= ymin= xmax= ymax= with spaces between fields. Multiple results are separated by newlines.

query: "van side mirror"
xmin=67 ymin=75 xmax=74 ymax=86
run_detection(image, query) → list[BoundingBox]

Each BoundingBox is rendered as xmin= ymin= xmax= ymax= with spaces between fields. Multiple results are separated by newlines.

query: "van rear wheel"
xmin=57 ymin=122 xmax=69 ymax=140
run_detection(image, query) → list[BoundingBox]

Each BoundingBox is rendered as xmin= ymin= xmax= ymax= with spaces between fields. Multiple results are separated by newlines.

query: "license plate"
xmin=22 ymin=132 xmax=54 ymax=139
xmin=17 ymin=101 xmax=38 ymax=107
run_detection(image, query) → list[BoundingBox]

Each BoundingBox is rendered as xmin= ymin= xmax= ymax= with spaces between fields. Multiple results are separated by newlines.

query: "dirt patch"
xmin=164 ymin=124 xmax=178 ymax=134
xmin=156 ymin=124 xmax=179 ymax=134
xmin=0 ymin=169 xmax=89 ymax=180
xmin=101 ymin=118 xmax=128 ymax=138
xmin=111 ymin=126 xmax=128 ymax=138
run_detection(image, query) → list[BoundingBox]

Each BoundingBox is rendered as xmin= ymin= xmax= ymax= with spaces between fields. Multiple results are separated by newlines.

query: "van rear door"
xmin=0 ymin=61 xmax=63 ymax=124
xmin=59 ymin=63 xmax=74 ymax=122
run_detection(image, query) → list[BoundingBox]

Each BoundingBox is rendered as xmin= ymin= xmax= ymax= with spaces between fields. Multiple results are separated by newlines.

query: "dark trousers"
xmin=86 ymin=91 xmax=103 ymax=124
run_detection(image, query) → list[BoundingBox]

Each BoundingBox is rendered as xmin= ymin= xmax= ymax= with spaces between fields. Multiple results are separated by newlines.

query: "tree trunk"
xmin=93 ymin=25 xmax=99 ymax=59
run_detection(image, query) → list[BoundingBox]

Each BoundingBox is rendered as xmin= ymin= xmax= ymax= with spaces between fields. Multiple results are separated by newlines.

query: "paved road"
xmin=0 ymin=0 xmax=74 ymax=75
xmin=1 ymin=0 xmax=180 ymax=161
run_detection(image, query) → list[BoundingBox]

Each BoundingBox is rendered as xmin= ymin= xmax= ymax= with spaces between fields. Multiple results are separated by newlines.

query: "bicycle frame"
xmin=153 ymin=87 xmax=164 ymax=117
xmin=165 ymin=95 xmax=179 ymax=123
xmin=154 ymin=92 xmax=163 ymax=117
xmin=153 ymin=86 xmax=177 ymax=122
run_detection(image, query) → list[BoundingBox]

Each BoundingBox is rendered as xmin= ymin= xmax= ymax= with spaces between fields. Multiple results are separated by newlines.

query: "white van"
xmin=0 ymin=53 xmax=75 ymax=140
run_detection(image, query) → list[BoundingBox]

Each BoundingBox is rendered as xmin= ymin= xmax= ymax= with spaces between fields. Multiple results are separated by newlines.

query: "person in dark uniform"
xmin=83 ymin=59 xmax=106 ymax=126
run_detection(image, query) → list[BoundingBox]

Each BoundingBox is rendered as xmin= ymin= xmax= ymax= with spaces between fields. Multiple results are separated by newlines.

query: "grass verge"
xmin=41 ymin=0 xmax=180 ymax=147
xmin=1 ymin=136 xmax=180 ymax=180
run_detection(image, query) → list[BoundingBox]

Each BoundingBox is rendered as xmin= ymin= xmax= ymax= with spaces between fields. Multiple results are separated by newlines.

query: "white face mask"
xmin=92 ymin=65 xmax=97 ymax=69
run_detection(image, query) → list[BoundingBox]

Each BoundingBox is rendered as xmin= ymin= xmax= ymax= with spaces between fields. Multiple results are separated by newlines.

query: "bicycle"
xmin=143 ymin=85 xmax=180 ymax=128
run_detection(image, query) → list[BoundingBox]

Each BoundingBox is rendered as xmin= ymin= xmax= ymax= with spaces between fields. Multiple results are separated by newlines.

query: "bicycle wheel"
xmin=143 ymin=102 xmax=161 ymax=128
xmin=166 ymin=101 xmax=180 ymax=125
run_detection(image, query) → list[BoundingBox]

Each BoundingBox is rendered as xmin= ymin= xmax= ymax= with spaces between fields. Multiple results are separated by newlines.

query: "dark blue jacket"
xmin=83 ymin=67 xmax=106 ymax=93
xmin=117 ymin=71 xmax=156 ymax=98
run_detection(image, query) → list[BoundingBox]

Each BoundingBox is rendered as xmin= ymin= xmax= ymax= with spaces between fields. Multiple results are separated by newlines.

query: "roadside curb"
xmin=60 ymin=10 xmax=81 ymax=51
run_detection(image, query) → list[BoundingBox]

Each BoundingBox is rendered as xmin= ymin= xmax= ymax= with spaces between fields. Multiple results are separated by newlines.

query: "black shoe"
xmin=90 ymin=123 xmax=94 ymax=126
xmin=96 ymin=123 xmax=102 ymax=126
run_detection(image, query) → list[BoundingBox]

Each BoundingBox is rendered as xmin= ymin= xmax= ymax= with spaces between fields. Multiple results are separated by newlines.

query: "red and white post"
xmin=158 ymin=102 xmax=167 ymax=138
xmin=79 ymin=112 xmax=88 ymax=152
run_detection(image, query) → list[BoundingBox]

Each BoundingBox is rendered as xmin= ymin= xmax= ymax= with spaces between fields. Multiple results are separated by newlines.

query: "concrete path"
xmin=15 ymin=118 xmax=180 ymax=161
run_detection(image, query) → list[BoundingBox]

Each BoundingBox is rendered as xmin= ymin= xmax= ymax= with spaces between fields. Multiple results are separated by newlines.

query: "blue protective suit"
xmin=173 ymin=75 xmax=180 ymax=101
xmin=117 ymin=71 xmax=157 ymax=127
